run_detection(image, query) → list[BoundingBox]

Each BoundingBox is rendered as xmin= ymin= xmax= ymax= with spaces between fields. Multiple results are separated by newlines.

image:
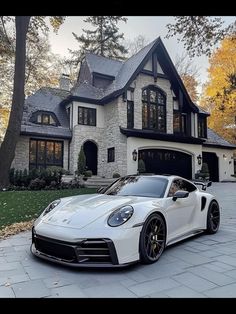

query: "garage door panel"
xmin=139 ymin=149 xmax=192 ymax=179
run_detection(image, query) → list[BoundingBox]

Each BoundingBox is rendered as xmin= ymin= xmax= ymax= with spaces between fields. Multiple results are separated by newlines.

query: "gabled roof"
xmin=21 ymin=87 xmax=72 ymax=139
xmin=70 ymin=37 xmax=200 ymax=113
xmin=204 ymin=128 xmax=236 ymax=149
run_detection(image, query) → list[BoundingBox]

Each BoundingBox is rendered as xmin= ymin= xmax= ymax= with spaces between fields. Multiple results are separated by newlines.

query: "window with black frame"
xmin=78 ymin=106 xmax=96 ymax=126
xmin=29 ymin=139 xmax=63 ymax=169
xmin=142 ymin=86 xmax=166 ymax=132
xmin=198 ymin=116 xmax=207 ymax=138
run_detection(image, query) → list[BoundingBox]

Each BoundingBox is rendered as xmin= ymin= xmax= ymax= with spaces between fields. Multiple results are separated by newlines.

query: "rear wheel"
xmin=206 ymin=200 xmax=220 ymax=234
xmin=139 ymin=213 xmax=166 ymax=264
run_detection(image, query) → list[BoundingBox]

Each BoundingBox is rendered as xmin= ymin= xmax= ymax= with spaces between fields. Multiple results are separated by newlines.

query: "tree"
xmin=0 ymin=106 xmax=10 ymax=143
xmin=77 ymin=146 xmax=86 ymax=176
xmin=124 ymin=35 xmax=149 ymax=58
xmin=68 ymin=16 xmax=128 ymax=66
xmin=166 ymin=16 xmax=236 ymax=57
xmin=175 ymin=53 xmax=199 ymax=102
xmin=0 ymin=16 xmax=65 ymax=189
xmin=200 ymin=35 xmax=236 ymax=144
xmin=0 ymin=33 xmax=64 ymax=108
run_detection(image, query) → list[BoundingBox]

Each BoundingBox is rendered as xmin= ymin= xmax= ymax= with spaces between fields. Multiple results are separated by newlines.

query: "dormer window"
xmin=30 ymin=111 xmax=59 ymax=126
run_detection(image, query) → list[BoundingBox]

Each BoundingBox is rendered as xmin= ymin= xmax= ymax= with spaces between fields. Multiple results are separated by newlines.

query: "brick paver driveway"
xmin=1 ymin=182 xmax=236 ymax=298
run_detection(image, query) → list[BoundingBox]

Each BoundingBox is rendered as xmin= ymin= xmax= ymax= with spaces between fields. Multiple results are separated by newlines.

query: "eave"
xmin=120 ymin=127 xmax=204 ymax=145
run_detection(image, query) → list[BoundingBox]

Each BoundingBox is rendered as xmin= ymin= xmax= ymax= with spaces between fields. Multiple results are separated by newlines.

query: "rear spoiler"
xmin=193 ymin=180 xmax=212 ymax=191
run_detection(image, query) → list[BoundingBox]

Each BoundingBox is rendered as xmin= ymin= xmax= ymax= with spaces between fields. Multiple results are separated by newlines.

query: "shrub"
xmin=29 ymin=178 xmax=46 ymax=190
xmin=112 ymin=172 xmax=120 ymax=178
xmin=40 ymin=166 xmax=65 ymax=185
xmin=77 ymin=146 xmax=86 ymax=176
xmin=84 ymin=170 xmax=93 ymax=177
xmin=9 ymin=168 xmax=15 ymax=185
xmin=138 ymin=159 xmax=146 ymax=173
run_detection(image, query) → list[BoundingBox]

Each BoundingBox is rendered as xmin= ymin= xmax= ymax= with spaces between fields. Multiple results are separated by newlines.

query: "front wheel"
xmin=206 ymin=200 xmax=220 ymax=234
xmin=139 ymin=213 xmax=166 ymax=264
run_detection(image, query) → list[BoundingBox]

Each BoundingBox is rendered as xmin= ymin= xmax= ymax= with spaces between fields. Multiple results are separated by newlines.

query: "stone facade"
xmin=131 ymin=73 xmax=173 ymax=133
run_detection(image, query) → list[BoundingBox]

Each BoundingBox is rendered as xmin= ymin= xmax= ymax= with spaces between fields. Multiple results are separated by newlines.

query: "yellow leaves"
xmin=201 ymin=35 xmax=236 ymax=144
xmin=49 ymin=16 xmax=66 ymax=33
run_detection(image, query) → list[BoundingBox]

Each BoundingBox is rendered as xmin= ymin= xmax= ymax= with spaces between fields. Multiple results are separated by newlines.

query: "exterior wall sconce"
xmin=229 ymin=160 xmax=232 ymax=164
xmin=132 ymin=149 xmax=138 ymax=161
xmin=223 ymin=154 xmax=227 ymax=160
xmin=197 ymin=154 xmax=202 ymax=165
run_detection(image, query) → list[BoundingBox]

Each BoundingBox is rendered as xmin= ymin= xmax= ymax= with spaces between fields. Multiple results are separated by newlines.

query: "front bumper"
xmin=31 ymin=228 xmax=138 ymax=268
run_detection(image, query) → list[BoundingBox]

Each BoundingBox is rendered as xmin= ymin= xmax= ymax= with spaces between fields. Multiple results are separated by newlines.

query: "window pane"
xmin=84 ymin=108 xmax=88 ymax=125
xmin=78 ymin=107 xmax=83 ymax=124
xmin=127 ymin=101 xmax=134 ymax=129
xmin=29 ymin=140 xmax=36 ymax=163
xmin=46 ymin=142 xmax=54 ymax=164
xmin=37 ymin=115 xmax=42 ymax=123
xmin=157 ymin=106 xmax=165 ymax=131
xmin=181 ymin=114 xmax=187 ymax=134
xmin=49 ymin=115 xmax=56 ymax=125
xmin=142 ymin=89 xmax=148 ymax=101
xmin=150 ymin=90 xmax=156 ymax=103
xmin=89 ymin=109 xmax=95 ymax=126
xmin=37 ymin=141 xmax=45 ymax=164
xmin=157 ymin=93 xmax=165 ymax=104
xmin=42 ymin=114 xmax=49 ymax=124
xmin=142 ymin=103 xmax=148 ymax=128
xmin=54 ymin=142 xmax=62 ymax=164
xmin=173 ymin=112 xmax=181 ymax=133
xmin=108 ymin=147 xmax=115 ymax=162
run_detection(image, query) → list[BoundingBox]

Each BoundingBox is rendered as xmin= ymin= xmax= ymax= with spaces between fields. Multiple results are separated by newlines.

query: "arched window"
xmin=30 ymin=111 xmax=59 ymax=126
xmin=142 ymin=86 xmax=166 ymax=132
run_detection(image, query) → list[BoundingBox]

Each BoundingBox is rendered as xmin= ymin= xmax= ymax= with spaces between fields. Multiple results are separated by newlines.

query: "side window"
xmin=181 ymin=180 xmax=197 ymax=193
xmin=168 ymin=179 xmax=183 ymax=197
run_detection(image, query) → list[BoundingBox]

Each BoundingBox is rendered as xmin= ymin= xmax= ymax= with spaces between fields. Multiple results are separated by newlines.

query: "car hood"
xmin=41 ymin=194 xmax=152 ymax=229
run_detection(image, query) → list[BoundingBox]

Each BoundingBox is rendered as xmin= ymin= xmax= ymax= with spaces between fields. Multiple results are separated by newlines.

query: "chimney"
xmin=59 ymin=73 xmax=70 ymax=91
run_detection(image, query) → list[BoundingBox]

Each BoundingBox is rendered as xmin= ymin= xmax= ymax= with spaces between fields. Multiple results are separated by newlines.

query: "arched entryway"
xmin=202 ymin=152 xmax=219 ymax=182
xmin=138 ymin=149 xmax=192 ymax=179
xmin=83 ymin=141 xmax=98 ymax=175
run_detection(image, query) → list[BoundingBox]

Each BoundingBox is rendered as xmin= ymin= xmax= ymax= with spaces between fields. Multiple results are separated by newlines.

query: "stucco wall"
xmin=202 ymin=146 xmax=235 ymax=181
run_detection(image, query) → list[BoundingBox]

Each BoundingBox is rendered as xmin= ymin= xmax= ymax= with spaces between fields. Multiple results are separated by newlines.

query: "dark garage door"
xmin=139 ymin=149 xmax=192 ymax=179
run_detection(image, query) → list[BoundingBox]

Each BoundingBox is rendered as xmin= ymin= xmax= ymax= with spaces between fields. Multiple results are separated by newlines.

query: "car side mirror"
xmin=97 ymin=186 xmax=105 ymax=194
xmin=172 ymin=190 xmax=189 ymax=202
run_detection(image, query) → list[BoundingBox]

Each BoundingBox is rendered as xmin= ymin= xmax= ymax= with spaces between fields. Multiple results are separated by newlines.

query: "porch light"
xmin=132 ymin=149 xmax=138 ymax=161
xmin=197 ymin=154 xmax=202 ymax=165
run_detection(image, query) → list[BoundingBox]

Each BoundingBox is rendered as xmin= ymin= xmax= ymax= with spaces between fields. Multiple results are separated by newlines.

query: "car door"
xmin=165 ymin=179 xmax=198 ymax=240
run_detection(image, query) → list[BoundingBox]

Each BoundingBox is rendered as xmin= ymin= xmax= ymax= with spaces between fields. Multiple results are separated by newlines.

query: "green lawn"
xmin=0 ymin=188 xmax=97 ymax=230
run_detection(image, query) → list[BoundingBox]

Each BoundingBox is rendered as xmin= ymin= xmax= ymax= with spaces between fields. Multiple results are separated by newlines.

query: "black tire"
xmin=206 ymin=200 xmax=220 ymax=234
xmin=139 ymin=213 xmax=166 ymax=264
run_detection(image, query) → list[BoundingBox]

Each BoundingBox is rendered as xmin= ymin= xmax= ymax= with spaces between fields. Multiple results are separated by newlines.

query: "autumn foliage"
xmin=201 ymin=36 xmax=236 ymax=145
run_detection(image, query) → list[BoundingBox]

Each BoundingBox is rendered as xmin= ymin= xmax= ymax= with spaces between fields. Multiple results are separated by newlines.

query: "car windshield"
xmin=103 ymin=176 xmax=168 ymax=198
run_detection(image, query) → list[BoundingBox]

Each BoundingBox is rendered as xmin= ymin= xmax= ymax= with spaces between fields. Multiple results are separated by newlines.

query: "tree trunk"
xmin=0 ymin=16 xmax=31 ymax=189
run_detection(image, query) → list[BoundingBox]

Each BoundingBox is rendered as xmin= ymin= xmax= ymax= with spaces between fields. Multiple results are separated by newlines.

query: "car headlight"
xmin=43 ymin=199 xmax=61 ymax=216
xmin=108 ymin=205 xmax=134 ymax=227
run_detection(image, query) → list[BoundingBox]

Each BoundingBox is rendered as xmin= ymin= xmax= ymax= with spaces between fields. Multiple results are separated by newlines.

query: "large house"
xmin=12 ymin=37 xmax=236 ymax=181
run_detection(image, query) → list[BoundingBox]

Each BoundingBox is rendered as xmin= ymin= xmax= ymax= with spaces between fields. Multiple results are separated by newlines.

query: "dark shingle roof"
xmin=204 ymin=128 xmax=236 ymax=149
xmin=72 ymin=39 xmax=159 ymax=102
xmin=86 ymin=53 xmax=123 ymax=77
xmin=21 ymin=87 xmax=72 ymax=139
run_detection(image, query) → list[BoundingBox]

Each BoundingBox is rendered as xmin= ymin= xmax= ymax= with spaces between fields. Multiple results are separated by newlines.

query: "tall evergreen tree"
xmin=69 ymin=16 xmax=128 ymax=66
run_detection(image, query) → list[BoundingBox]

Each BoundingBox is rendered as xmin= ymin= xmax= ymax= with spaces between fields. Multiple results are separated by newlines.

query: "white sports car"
xmin=31 ymin=175 xmax=220 ymax=267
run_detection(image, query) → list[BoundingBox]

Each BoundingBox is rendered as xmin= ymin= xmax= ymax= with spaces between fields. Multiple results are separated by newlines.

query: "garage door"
xmin=138 ymin=149 xmax=192 ymax=179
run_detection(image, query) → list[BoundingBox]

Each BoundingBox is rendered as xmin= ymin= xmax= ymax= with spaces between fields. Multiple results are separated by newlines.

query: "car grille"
xmin=33 ymin=233 xmax=118 ymax=265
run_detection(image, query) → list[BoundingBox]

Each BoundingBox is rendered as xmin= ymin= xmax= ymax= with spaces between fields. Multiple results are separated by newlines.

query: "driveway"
xmin=1 ymin=183 xmax=236 ymax=298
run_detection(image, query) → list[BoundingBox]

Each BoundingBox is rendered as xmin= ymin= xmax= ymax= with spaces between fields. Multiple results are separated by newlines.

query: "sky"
xmin=48 ymin=16 xmax=235 ymax=95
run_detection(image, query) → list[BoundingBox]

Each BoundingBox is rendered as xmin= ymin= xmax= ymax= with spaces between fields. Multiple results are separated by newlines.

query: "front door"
xmin=83 ymin=141 xmax=98 ymax=175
